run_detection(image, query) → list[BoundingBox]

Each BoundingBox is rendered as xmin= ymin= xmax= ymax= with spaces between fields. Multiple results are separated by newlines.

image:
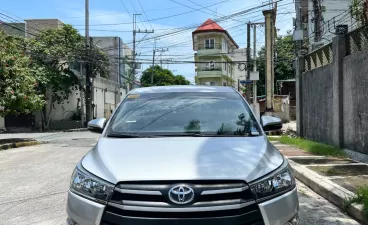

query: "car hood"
xmin=82 ymin=136 xmax=284 ymax=184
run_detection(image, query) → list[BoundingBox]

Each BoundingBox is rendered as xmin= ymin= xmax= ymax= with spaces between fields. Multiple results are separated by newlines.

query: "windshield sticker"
xmin=127 ymin=94 xmax=140 ymax=99
xmin=251 ymin=127 xmax=260 ymax=136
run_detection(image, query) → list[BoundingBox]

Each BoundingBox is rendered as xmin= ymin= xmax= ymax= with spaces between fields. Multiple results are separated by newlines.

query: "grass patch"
xmin=268 ymin=136 xmax=281 ymax=142
xmin=308 ymin=165 xmax=368 ymax=176
xmin=344 ymin=186 xmax=368 ymax=218
xmin=273 ymin=136 xmax=346 ymax=158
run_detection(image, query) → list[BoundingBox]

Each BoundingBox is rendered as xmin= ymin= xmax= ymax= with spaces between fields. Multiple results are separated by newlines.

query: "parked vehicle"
xmin=67 ymin=86 xmax=299 ymax=225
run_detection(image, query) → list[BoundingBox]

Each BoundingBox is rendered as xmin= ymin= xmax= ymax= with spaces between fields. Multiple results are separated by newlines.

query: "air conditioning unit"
xmin=321 ymin=5 xmax=326 ymax=12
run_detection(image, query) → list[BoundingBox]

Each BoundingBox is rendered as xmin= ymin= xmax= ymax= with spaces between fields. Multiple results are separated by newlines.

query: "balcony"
xmin=197 ymin=43 xmax=227 ymax=56
xmin=196 ymin=66 xmax=225 ymax=78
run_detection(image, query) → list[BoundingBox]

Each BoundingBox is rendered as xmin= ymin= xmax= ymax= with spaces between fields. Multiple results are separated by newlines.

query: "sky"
xmin=0 ymin=0 xmax=296 ymax=83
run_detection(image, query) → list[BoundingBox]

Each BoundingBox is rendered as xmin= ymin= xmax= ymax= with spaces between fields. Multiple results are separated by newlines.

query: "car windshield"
xmin=105 ymin=92 xmax=261 ymax=137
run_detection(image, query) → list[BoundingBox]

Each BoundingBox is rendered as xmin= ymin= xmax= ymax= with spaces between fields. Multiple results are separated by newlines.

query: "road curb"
xmin=0 ymin=140 xmax=40 ymax=151
xmin=288 ymin=160 xmax=368 ymax=224
xmin=62 ymin=128 xmax=88 ymax=133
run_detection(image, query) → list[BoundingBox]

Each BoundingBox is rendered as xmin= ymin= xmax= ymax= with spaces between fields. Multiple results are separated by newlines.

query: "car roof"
xmin=130 ymin=85 xmax=237 ymax=94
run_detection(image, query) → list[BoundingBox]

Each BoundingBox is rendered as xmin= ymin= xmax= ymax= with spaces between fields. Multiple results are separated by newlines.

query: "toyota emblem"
xmin=168 ymin=185 xmax=195 ymax=204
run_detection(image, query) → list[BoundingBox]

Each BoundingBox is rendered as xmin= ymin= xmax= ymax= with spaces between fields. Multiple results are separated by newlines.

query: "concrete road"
xmin=0 ymin=131 xmax=361 ymax=225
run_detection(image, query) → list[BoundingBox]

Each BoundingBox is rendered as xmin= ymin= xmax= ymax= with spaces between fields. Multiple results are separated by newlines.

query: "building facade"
xmin=294 ymin=0 xmax=355 ymax=50
xmin=89 ymin=36 xmax=133 ymax=119
xmin=193 ymin=19 xmax=239 ymax=86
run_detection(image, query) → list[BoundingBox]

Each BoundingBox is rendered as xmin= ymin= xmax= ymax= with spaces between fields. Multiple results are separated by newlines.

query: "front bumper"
xmin=67 ymin=187 xmax=299 ymax=225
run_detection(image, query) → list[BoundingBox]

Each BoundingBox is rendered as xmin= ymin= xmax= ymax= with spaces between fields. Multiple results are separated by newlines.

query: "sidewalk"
xmin=0 ymin=128 xmax=89 ymax=151
xmin=272 ymin=139 xmax=368 ymax=225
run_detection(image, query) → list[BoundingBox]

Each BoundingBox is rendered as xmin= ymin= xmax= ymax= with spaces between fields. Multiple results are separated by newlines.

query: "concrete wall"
xmin=197 ymin=77 xmax=222 ymax=86
xmin=298 ymin=34 xmax=368 ymax=155
xmin=25 ymin=19 xmax=63 ymax=37
xmin=0 ymin=117 xmax=4 ymax=129
xmin=0 ymin=23 xmax=25 ymax=36
xmin=342 ymin=49 xmax=368 ymax=154
xmin=301 ymin=64 xmax=334 ymax=145
xmin=93 ymin=77 xmax=125 ymax=119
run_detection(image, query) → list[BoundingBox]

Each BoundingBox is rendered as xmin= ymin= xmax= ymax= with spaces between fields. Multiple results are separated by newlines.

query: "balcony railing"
xmin=197 ymin=43 xmax=223 ymax=50
xmin=198 ymin=66 xmax=222 ymax=71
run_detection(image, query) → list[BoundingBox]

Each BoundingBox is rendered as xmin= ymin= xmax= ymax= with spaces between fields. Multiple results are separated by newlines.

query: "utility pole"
xmin=151 ymin=52 xmax=155 ymax=86
xmin=132 ymin=14 xmax=154 ymax=90
xmin=253 ymin=24 xmax=257 ymax=105
xmin=263 ymin=9 xmax=275 ymax=113
xmin=246 ymin=22 xmax=251 ymax=103
xmin=131 ymin=14 xmax=140 ymax=91
xmin=80 ymin=63 xmax=85 ymax=127
xmin=85 ymin=0 xmax=92 ymax=123
xmin=155 ymin=48 xmax=169 ymax=66
xmin=151 ymin=38 xmax=157 ymax=86
xmin=312 ymin=0 xmax=323 ymax=44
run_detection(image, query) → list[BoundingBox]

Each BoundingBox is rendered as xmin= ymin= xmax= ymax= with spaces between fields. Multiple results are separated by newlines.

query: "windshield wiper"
xmin=157 ymin=133 xmax=222 ymax=137
xmin=107 ymin=133 xmax=151 ymax=138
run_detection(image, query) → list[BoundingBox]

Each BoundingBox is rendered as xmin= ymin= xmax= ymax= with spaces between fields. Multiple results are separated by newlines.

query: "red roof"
xmin=194 ymin=19 xmax=225 ymax=32
xmin=192 ymin=18 xmax=239 ymax=49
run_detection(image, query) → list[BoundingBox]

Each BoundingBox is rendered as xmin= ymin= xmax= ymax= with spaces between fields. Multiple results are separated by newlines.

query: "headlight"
xmin=70 ymin=162 xmax=114 ymax=204
xmin=250 ymin=165 xmax=295 ymax=199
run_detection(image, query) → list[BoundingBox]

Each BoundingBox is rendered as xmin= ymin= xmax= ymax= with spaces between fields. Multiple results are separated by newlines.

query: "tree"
xmin=140 ymin=65 xmax=190 ymax=87
xmin=184 ymin=119 xmax=202 ymax=134
xmin=174 ymin=75 xmax=190 ymax=85
xmin=256 ymin=32 xmax=295 ymax=96
xmin=0 ymin=31 xmax=44 ymax=117
xmin=27 ymin=25 xmax=109 ymax=129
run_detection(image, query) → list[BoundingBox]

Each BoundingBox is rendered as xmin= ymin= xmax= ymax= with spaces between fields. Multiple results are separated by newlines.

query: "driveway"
xmin=0 ymin=131 xmax=361 ymax=225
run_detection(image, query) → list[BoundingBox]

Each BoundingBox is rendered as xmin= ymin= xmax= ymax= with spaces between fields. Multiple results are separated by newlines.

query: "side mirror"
xmin=87 ymin=118 xmax=107 ymax=134
xmin=261 ymin=116 xmax=282 ymax=132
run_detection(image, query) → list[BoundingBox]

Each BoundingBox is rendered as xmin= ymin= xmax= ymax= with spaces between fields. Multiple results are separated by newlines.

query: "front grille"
xmin=101 ymin=180 xmax=264 ymax=225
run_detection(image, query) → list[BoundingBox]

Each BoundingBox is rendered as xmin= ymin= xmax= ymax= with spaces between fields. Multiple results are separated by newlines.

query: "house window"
xmin=205 ymin=39 xmax=215 ymax=49
xmin=222 ymin=39 xmax=228 ymax=51
xmin=224 ymin=63 xmax=227 ymax=71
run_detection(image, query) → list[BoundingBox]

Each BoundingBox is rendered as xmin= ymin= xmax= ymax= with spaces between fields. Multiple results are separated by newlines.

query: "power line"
xmin=169 ymin=0 xmax=242 ymax=23
xmin=121 ymin=2 xmax=282 ymax=46
xmin=72 ymin=0 xmax=232 ymax=26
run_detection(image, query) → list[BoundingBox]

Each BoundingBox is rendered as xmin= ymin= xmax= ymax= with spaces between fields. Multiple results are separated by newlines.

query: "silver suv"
xmin=67 ymin=86 xmax=299 ymax=225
